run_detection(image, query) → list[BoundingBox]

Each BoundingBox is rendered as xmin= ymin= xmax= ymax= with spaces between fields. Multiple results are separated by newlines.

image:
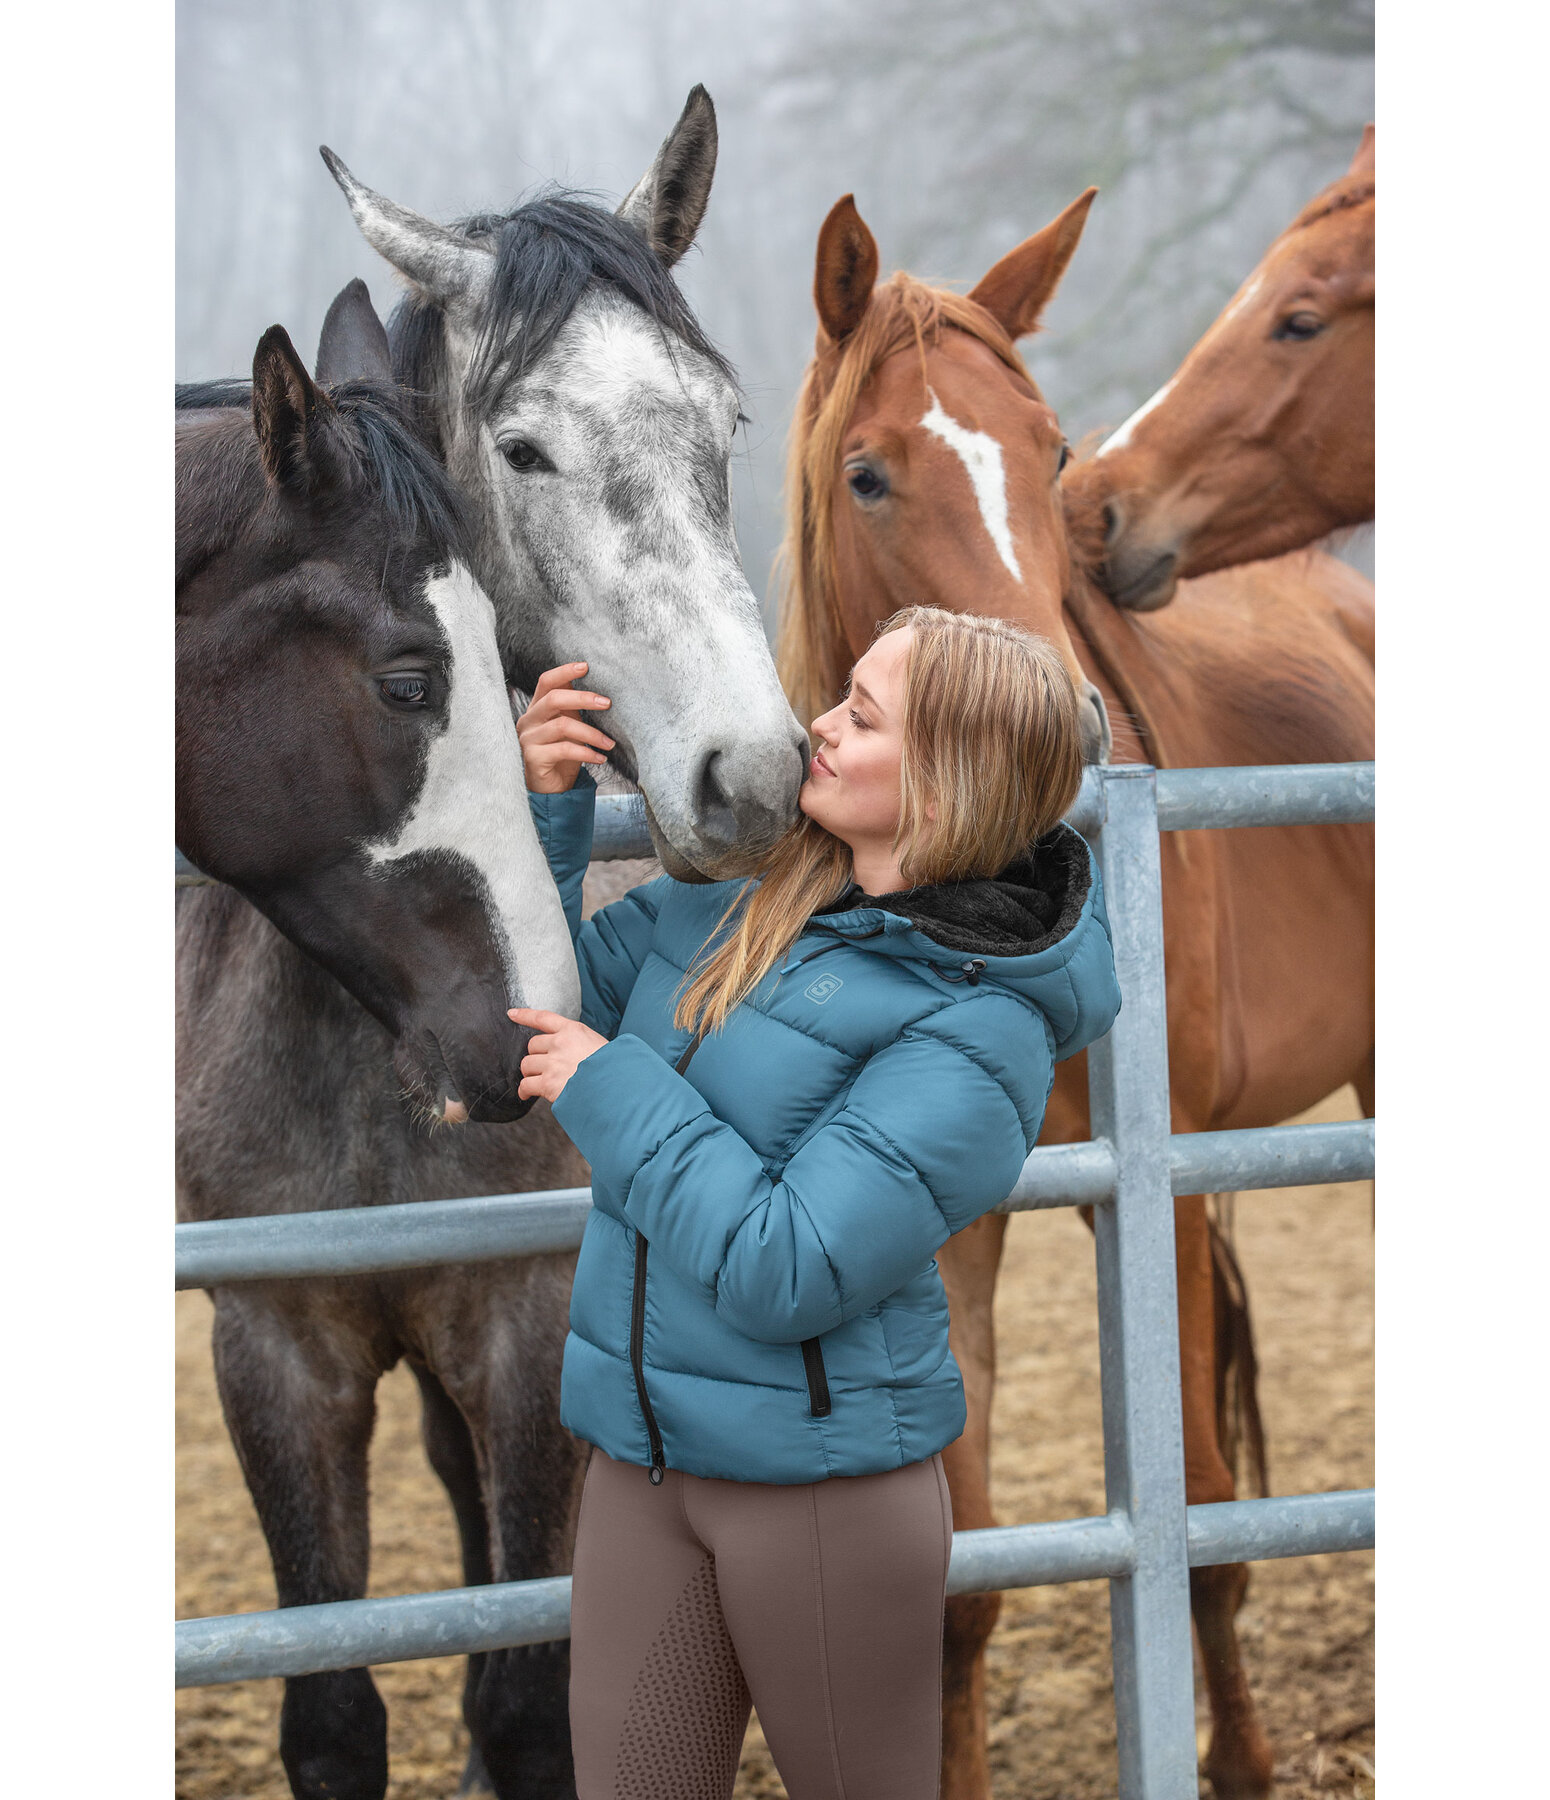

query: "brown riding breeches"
xmin=569 ymin=1446 xmax=954 ymax=1800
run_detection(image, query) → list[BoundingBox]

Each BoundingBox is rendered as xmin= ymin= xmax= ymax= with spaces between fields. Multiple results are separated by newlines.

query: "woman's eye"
xmin=848 ymin=708 xmax=868 ymax=730
xmin=501 ymin=438 xmax=549 ymax=472
xmin=846 ymin=465 xmax=887 ymax=500
xmin=1273 ymin=312 xmax=1324 ymax=342
xmin=380 ymin=674 xmax=430 ymax=707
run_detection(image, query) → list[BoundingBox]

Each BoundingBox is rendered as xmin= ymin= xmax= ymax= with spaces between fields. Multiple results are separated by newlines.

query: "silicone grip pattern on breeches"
xmin=613 ymin=1558 xmax=751 ymax=1799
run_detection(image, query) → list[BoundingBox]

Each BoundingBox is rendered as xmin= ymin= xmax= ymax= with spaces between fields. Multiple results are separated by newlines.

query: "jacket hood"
xmin=809 ymin=822 xmax=1119 ymax=1059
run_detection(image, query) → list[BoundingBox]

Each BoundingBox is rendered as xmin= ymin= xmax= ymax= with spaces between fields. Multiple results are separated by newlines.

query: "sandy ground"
xmin=176 ymin=1064 xmax=1371 ymax=1800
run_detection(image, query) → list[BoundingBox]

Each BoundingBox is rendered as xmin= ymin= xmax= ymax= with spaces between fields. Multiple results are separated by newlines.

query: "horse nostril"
xmin=695 ymin=750 xmax=739 ymax=842
xmin=1102 ymin=499 xmax=1123 ymax=546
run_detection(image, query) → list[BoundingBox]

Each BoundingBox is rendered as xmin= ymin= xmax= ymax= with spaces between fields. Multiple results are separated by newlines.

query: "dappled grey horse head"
xmin=323 ymin=87 xmax=808 ymax=881
xmin=176 ymin=284 xmax=579 ymax=1124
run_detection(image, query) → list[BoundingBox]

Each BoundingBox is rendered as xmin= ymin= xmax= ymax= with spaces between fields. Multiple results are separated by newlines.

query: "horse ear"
xmin=253 ymin=325 xmax=337 ymax=497
xmin=321 ymin=147 xmax=493 ymax=312
xmin=315 ymin=278 xmax=393 ymax=386
xmin=616 ymin=84 xmax=718 ymax=268
xmin=968 ymin=188 xmax=1098 ymax=341
xmin=813 ymin=196 xmax=879 ymax=345
xmin=1348 ymin=124 xmax=1375 ymax=178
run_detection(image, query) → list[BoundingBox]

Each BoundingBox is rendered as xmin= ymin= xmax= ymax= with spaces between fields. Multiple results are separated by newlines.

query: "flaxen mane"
xmin=775 ymin=274 xmax=1030 ymax=725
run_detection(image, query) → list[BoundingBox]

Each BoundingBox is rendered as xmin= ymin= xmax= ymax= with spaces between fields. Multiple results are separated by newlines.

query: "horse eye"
xmin=501 ymin=438 xmax=548 ymax=472
xmin=380 ymin=674 xmax=430 ymax=707
xmin=1057 ymin=442 xmax=1072 ymax=475
xmin=1274 ymin=312 xmax=1324 ymax=342
xmin=847 ymin=465 xmax=887 ymax=500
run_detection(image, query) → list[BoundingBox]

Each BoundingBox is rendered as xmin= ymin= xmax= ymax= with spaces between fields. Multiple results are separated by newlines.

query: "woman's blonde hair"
xmin=675 ymin=606 xmax=1086 ymax=1036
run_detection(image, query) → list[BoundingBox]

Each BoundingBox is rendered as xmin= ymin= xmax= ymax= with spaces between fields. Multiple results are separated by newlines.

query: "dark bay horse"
xmin=777 ymin=194 xmax=1373 ymax=1800
xmin=1067 ymin=126 xmax=1375 ymax=612
xmin=179 ymin=286 xmax=590 ymax=1800
xmin=182 ymin=93 xmax=806 ymax=1800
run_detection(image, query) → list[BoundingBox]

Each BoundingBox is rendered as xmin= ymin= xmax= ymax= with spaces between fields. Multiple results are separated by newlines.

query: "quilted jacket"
xmin=529 ymin=783 xmax=1121 ymax=1484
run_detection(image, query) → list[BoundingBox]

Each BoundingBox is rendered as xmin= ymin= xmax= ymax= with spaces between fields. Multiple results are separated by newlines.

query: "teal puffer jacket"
xmin=531 ymin=784 xmax=1121 ymax=1484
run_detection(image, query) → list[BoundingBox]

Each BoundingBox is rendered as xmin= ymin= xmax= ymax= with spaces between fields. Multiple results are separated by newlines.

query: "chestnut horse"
xmin=1067 ymin=125 xmax=1375 ymax=612
xmin=776 ymin=193 xmax=1374 ymax=1800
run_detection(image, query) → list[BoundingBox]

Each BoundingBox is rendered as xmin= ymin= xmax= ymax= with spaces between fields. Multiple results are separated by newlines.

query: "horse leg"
xmin=410 ymin=1362 xmax=497 ymax=1798
xmin=1353 ymin=1048 xmax=1375 ymax=1118
xmin=936 ymin=1212 xmax=1009 ymax=1800
xmin=210 ymin=1289 xmax=388 ymax=1800
xmin=430 ymin=1261 xmax=587 ymax=1800
xmin=1175 ymin=1196 xmax=1274 ymax=1800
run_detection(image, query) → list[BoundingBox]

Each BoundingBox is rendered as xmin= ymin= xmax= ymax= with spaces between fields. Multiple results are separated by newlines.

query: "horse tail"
xmin=1208 ymin=1197 xmax=1269 ymax=1499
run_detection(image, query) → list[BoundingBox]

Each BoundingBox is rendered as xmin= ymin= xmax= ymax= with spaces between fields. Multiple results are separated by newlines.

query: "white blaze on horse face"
xmin=919 ymin=390 xmax=1022 ymax=582
xmin=1097 ymin=379 xmax=1178 ymax=457
xmin=364 ymin=563 xmax=581 ymax=1020
xmin=1096 ymin=274 xmax=1266 ymax=460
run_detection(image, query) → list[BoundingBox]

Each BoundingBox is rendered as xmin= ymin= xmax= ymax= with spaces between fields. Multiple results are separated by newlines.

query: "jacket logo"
xmin=804 ymin=972 xmax=843 ymax=1004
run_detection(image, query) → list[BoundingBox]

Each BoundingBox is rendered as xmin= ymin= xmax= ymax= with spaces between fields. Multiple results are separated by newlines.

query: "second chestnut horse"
xmin=1065 ymin=126 xmax=1375 ymax=613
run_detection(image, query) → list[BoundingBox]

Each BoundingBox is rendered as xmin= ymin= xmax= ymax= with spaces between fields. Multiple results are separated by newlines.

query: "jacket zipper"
xmin=628 ymin=1028 xmax=706 ymax=1487
xmin=800 ymin=1337 xmax=831 ymax=1417
xmin=630 ymin=1234 xmax=667 ymax=1484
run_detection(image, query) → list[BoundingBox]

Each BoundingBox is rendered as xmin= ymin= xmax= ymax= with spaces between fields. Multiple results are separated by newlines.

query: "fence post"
xmin=1086 ymin=765 xmax=1198 ymax=1799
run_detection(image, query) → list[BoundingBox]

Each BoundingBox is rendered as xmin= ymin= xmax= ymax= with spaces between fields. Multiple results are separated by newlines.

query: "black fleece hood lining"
xmin=817 ymin=824 xmax=1093 ymax=959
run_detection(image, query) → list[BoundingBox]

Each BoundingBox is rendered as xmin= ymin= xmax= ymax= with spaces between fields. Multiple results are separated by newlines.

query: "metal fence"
xmin=175 ymin=760 xmax=1375 ymax=1800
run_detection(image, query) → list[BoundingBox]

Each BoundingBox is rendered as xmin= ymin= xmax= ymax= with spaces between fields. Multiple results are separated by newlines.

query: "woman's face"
xmin=799 ymin=627 xmax=912 ymax=854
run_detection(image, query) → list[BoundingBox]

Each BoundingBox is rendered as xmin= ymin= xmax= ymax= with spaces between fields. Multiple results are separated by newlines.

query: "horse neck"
xmin=1062 ymin=571 xmax=1181 ymax=770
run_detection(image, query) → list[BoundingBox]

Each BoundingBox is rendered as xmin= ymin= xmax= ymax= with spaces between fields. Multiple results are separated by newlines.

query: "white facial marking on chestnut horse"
xmin=365 ymin=562 xmax=581 ymax=1018
xmin=1096 ymin=379 xmax=1178 ymax=457
xmin=920 ymin=389 xmax=1021 ymax=581
xmin=1096 ymin=273 xmax=1267 ymax=460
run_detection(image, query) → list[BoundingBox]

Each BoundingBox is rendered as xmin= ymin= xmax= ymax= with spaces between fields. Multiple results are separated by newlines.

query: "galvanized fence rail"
xmin=175 ymin=760 xmax=1375 ymax=1800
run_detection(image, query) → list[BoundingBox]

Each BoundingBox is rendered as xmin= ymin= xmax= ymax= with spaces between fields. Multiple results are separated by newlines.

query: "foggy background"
xmin=177 ymin=0 xmax=1375 ymax=613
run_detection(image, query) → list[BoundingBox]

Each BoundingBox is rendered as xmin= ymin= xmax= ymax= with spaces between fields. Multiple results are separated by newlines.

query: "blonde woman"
xmin=513 ymin=607 xmax=1120 ymax=1800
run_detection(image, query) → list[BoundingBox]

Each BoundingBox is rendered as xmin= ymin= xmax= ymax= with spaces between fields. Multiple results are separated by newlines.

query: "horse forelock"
xmin=397 ymin=187 xmax=736 ymax=420
xmin=175 ymin=378 xmax=471 ymax=564
xmin=776 ymin=274 xmax=1030 ymax=722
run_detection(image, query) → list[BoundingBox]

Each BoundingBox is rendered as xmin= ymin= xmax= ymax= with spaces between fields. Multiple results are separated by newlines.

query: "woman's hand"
xmin=517 ymin=662 xmax=615 ymax=794
xmin=510 ymin=1008 xmax=609 ymax=1103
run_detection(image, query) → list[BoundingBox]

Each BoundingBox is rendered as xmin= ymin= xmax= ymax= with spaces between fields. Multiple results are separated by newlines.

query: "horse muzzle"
xmin=642 ymin=730 xmax=809 ymax=883
xmin=393 ymin=1020 xmax=538 ymax=1127
xmin=1081 ymin=682 xmax=1113 ymax=766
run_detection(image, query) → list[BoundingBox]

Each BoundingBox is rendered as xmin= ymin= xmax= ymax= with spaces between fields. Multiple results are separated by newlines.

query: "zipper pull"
xmin=649 ymin=1455 xmax=666 ymax=1486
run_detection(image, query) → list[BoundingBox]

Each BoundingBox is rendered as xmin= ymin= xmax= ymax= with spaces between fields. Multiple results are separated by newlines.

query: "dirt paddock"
xmin=176 ymin=1087 xmax=1372 ymax=1799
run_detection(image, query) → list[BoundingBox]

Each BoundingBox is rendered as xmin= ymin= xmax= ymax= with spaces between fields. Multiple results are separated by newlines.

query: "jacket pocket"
xmin=800 ymin=1336 xmax=831 ymax=1418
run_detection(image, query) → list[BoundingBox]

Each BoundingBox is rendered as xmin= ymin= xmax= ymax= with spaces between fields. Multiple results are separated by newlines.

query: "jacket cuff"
xmin=527 ymin=783 xmax=595 ymax=940
xmin=552 ymin=1031 xmax=710 ymax=1196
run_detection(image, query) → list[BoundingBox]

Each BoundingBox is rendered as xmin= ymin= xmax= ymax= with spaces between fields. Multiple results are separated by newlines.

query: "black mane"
xmin=176 ymin=378 xmax=470 ymax=556
xmin=392 ymin=186 xmax=737 ymax=417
